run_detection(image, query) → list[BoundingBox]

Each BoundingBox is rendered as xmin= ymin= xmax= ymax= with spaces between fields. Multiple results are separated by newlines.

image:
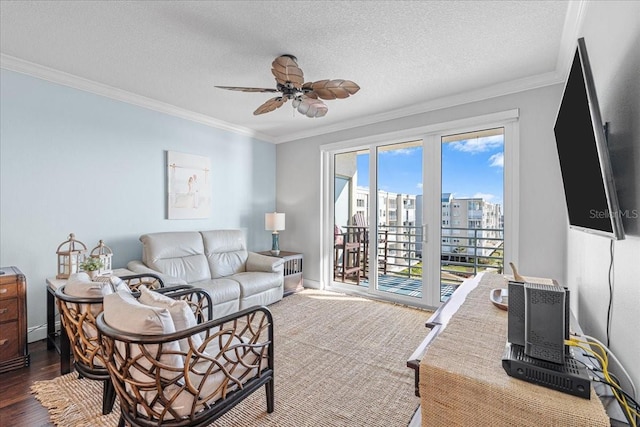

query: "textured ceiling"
xmin=0 ymin=1 xmax=578 ymax=143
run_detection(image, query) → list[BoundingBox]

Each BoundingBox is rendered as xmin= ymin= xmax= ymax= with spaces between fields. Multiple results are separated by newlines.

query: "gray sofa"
xmin=127 ymin=230 xmax=284 ymax=319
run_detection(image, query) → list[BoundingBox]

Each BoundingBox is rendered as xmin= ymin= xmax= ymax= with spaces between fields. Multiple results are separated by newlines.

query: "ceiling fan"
xmin=215 ymin=54 xmax=360 ymax=118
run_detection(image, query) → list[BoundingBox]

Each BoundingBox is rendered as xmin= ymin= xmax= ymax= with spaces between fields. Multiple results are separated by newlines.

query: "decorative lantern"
xmin=90 ymin=240 xmax=113 ymax=276
xmin=56 ymin=233 xmax=87 ymax=279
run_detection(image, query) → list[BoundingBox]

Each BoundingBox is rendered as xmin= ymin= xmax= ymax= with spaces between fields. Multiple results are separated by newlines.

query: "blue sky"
xmin=357 ymin=134 xmax=504 ymax=206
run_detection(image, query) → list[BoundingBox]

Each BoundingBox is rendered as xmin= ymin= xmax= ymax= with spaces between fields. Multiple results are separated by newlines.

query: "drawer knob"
xmin=0 ymin=308 xmax=7 ymax=314
xmin=0 ymin=339 xmax=7 ymax=346
xmin=0 ymin=288 xmax=7 ymax=294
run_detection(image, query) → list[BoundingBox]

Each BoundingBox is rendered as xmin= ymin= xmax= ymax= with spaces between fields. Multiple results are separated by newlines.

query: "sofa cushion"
xmin=201 ymin=230 xmax=248 ymax=278
xmin=191 ymin=277 xmax=241 ymax=305
xmin=232 ymin=272 xmax=282 ymax=298
xmin=140 ymin=232 xmax=210 ymax=283
xmin=246 ymin=252 xmax=285 ymax=273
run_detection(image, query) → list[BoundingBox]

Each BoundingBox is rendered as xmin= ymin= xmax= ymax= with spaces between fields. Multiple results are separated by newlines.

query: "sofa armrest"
xmin=246 ymin=252 xmax=285 ymax=273
xmin=126 ymin=260 xmax=188 ymax=286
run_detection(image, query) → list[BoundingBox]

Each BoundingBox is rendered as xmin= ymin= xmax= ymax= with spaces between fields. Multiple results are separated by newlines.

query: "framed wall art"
xmin=167 ymin=151 xmax=211 ymax=219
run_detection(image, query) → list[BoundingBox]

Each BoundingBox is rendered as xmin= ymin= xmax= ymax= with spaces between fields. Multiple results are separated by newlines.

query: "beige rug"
xmin=32 ymin=289 xmax=432 ymax=426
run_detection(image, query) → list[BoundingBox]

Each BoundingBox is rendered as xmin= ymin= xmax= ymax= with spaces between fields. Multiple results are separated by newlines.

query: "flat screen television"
xmin=553 ymin=37 xmax=625 ymax=240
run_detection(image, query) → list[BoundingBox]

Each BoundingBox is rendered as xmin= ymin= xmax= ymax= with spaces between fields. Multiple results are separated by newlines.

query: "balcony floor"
xmin=354 ymin=274 xmax=457 ymax=301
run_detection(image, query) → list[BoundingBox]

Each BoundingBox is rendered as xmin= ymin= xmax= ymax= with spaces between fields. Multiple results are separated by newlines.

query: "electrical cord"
xmin=607 ymin=239 xmax=614 ymax=347
xmin=582 ymin=334 xmax=637 ymax=402
xmin=566 ymin=337 xmax=637 ymax=427
xmin=592 ymin=377 xmax=640 ymax=411
xmin=592 ymin=377 xmax=640 ymax=426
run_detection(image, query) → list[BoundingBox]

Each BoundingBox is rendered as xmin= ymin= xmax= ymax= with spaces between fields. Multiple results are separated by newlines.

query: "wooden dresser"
xmin=0 ymin=266 xmax=30 ymax=373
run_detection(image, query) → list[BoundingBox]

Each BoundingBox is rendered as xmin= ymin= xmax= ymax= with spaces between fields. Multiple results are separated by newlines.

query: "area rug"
xmin=32 ymin=289 xmax=432 ymax=426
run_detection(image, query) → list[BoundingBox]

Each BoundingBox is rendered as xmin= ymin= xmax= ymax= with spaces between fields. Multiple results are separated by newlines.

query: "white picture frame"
xmin=167 ymin=151 xmax=211 ymax=219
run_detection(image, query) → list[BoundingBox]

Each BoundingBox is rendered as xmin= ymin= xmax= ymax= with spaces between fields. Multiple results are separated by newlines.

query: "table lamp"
xmin=265 ymin=212 xmax=285 ymax=255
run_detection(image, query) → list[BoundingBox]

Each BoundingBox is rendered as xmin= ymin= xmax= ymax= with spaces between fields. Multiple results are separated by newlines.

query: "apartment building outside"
xmin=353 ymin=188 xmax=502 ymax=264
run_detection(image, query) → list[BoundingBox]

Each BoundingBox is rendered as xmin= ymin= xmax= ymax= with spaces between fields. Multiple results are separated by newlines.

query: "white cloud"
xmin=450 ymin=135 xmax=503 ymax=154
xmin=473 ymin=192 xmax=495 ymax=201
xmin=380 ymin=147 xmax=420 ymax=156
xmin=489 ymin=152 xmax=503 ymax=168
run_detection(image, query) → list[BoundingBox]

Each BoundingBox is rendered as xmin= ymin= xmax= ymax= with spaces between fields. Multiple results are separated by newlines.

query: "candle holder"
xmin=56 ymin=233 xmax=87 ymax=279
xmin=89 ymin=240 xmax=113 ymax=276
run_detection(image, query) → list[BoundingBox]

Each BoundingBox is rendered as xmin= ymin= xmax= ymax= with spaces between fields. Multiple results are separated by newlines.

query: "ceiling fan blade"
xmin=292 ymin=96 xmax=328 ymax=118
xmin=215 ymin=86 xmax=278 ymax=93
xmin=271 ymin=55 xmax=304 ymax=88
xmin=253 ymin=96 xmax=288 ymax=115
xmin=303 ymin=79 xmax=360 ymax=100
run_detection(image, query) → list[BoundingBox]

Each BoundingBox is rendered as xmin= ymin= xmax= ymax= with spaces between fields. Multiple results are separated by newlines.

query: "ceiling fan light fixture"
xmin=216 ymin=55 xmax=358 ymax=118
xmin=295 ymin=96 xmax=328 ymax=118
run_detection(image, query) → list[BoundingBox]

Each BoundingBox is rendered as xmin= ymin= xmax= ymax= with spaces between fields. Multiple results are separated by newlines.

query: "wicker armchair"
xmin=55 ymin=273 xmax=166 ymax=415
xmin=96 ymin=287 xmax=274 ymax=427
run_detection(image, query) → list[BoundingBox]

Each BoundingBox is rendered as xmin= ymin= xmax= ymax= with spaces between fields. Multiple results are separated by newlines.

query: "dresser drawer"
xmin=0 ymin=321 xmax=20 ymax=360
xmin=0 ymin=298 xmax=18 ymax=322
xmin=0 ymin=282 xmax=18 ymax=299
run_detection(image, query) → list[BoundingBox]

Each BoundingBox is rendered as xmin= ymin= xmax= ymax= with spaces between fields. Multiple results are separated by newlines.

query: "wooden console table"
xmin=409 ymin=272 xmax=610 ymax=426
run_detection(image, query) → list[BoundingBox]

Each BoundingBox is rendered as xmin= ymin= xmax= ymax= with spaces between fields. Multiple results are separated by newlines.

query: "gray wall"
xmin=277 ymin=0 xmax=640 ymax=393
xmin=0 ymin=70 xmax=277 ymax=342
xmin=278 ymin=84 xmax=567 ymax=287
xmin=565 ymin=1 xmax=640 ymax=391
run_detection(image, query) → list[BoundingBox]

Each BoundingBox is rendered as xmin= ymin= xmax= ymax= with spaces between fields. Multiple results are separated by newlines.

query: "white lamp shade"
xmin=265 ymin=212 xmax=285 ymax=231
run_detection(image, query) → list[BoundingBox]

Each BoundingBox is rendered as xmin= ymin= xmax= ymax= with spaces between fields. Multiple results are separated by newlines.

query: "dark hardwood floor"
xmin=0 ymin=340 xmax=62 ymax=426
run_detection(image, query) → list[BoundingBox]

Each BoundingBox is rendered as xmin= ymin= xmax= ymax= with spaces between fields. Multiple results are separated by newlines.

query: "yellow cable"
xmin=565 ymin=339 xmax=636 ymax=427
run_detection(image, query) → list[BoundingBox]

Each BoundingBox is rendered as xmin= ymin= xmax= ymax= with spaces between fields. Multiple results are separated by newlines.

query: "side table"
xmin=258 ymin=251 xmax=304 ymax=296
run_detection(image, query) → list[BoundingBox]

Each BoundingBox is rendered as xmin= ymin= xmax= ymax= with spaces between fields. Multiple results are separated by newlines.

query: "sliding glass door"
xmin=435 ymin=128 xmax=505 ymax=303
xmin=374 ymin=141 xmax=424 ymax=299
xmin=332 ymin=141 xmax=427 ymax=302
xmin=327 ymin=111 xmax=517 ymax=309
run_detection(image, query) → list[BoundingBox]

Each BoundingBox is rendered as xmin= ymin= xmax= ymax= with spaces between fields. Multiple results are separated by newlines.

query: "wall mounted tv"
xmin=553 ymin=37 xmax=625 ymax=240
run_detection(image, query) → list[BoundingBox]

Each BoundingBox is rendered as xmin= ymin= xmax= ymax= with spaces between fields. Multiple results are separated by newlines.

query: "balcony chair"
xmin=55 ymin=273 xmax=166 ymax=415
xmin=334 ymin=225 xmax=362 ymax=284
xmin=96 ymin=285 xmax=275 ymax=427
xmin=350 ymin=213 xmax=389 ymax=277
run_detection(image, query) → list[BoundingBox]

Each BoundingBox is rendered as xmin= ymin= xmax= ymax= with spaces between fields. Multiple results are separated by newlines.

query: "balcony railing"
xmin=335 ymin=224 xmax=504 ymax=299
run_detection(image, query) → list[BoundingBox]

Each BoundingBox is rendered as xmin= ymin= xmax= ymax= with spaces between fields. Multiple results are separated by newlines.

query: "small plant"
xmin=79 ymin=257 xmax=104 ymax=272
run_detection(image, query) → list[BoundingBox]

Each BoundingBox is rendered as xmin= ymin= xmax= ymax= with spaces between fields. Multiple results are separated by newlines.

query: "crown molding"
xmin=555 ymin=0 xmax=587 ymax=82
xmin=2 ymin=47 xmax=568 ymax=146
xmin=0 ymin=54 xmax=275 ymax=143
xmin=273 ymin=70 xmax=564 ymax=144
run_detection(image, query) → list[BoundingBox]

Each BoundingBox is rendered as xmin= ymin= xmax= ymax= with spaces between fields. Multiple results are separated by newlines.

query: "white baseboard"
xmin=27 ymin=321 xmax=60 ymax=343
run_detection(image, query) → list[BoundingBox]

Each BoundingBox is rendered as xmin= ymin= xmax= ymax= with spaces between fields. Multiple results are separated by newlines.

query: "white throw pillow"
xmin=103 ymin=290 xmax=183 ymax=373
xmin=65 ymin=273 xmax=108 ymax=298
xmin=137 ymin=286 xmax=203 ymax=353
